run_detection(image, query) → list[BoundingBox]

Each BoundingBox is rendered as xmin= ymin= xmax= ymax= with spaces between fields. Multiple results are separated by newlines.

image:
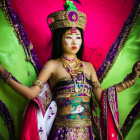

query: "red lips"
xmin=72 ymin=46 xmax=77 ymax=50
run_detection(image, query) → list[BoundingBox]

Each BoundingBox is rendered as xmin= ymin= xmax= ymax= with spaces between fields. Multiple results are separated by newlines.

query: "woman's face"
xmin=62 ymin=28 xmax=82 ymax=55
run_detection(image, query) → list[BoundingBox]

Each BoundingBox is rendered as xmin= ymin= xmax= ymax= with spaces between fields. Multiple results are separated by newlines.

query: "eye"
xmin=66 ymin=36 xmax=72 ymax=39
xmin=76 ymin=37 xmax=81 ymax=39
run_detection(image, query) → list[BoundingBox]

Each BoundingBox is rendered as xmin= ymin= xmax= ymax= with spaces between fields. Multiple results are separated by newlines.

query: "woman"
xmin=0 ymin=1 xmax=140 ymax=140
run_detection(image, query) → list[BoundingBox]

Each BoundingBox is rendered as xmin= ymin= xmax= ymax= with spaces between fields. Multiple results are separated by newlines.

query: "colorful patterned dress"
xmin=48 ymin=74 xmax=95 ymax=140
xmin=20 ymin=74 xmax=121 ymax=140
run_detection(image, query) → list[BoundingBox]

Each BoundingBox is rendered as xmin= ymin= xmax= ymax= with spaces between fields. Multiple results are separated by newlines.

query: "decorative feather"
xmin=62 ymin=0 xmax=82 ymax=5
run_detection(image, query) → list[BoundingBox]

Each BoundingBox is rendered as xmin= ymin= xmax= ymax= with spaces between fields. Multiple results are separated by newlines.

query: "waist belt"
xmin=54 ymin=118 xmax=92 ymax=127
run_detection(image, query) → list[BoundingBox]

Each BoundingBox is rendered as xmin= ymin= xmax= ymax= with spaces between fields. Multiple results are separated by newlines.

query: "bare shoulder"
xmin=81 ymin=61 xmax=96 ymax=76
xmin=37 ymin=58 xmax=61 ymax=83
xmin=82 ymin=61 xmax=95 ymax=71
xmin=43 ymin=58 xmax=61 ymax=68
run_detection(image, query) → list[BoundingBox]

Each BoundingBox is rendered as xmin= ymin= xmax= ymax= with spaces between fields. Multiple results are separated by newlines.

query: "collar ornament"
xmin=63 ymin=55 xmax=76 ymax=63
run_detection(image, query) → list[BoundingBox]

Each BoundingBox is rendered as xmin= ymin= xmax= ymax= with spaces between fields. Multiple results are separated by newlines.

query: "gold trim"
xmin=55 ymin=73 xmax=91 ymax=85
xmin=54 ymin=118 xmax=92 ymax=127
xmin=92 ymin=81 xmax=101 ymax=89
xmin=47 ymin=10 xmax=86 ymax=32
xmin=32 ymin=80 xmax=44 ymax=89
xmin=54 ymin=84 xmax=92 ymax=100
xmin=56 ymin=92 xmax=91 ymax=100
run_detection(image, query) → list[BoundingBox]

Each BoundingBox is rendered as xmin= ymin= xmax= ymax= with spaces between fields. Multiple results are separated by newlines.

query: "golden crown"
xmin=47 ymin=1 xmax=87 ymax=32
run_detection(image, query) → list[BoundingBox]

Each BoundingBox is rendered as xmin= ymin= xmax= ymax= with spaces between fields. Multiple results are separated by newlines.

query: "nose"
xmin=71 ymin=38 xmax=77 ymax=45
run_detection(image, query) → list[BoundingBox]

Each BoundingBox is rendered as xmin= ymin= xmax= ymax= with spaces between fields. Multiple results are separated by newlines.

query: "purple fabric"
xmin=5 ymin=0 xmax=42 ymax=74
xmin=48 ymin=126 xmax=94 ymax=140
xmin=0 ymin=100 xmax=16 ymax=139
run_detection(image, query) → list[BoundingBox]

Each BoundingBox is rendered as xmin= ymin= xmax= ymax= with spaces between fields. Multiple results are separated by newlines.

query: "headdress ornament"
xmin=47 ymin=0 xmax=87 ymax=32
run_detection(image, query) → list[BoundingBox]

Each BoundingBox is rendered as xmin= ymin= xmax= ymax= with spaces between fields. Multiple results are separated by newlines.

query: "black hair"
xmin=51 ymin=27 xmax=84 ymax=60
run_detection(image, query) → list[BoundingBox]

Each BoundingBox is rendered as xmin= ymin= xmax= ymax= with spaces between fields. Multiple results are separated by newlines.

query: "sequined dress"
xmin=48 ymin=74 xmax=94 ymax=140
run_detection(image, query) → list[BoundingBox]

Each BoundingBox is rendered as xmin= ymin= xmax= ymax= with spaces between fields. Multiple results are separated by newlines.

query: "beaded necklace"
xmin=63 ymin=55 xmax=76 ymax=63
xmin=60 ymin=55 xmax=85 ymax=92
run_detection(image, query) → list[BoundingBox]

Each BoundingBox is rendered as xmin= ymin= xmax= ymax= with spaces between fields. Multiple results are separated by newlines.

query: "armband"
xmin=32 ymin=80 xmax=44 ymax=89
xmin=92 ymin=81 xmax=101 ymax=89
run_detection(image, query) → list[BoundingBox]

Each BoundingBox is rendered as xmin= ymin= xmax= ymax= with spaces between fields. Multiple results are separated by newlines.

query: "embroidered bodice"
xmin=51 ymin=74 xmax=92 ymax=127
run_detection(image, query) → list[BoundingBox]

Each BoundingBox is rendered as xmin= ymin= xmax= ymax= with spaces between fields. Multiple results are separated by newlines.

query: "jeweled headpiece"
xmin=47 ymin=0 xmax=87 ymax=32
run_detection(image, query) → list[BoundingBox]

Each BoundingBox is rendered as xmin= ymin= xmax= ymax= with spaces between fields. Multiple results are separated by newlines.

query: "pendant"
xmin=75 ymin=82 xmax=79 ymax=92
xmin=75 ymin=87 xmax=79 ymax=92
xmin=77 ymin=80 xmax=82 ymax=84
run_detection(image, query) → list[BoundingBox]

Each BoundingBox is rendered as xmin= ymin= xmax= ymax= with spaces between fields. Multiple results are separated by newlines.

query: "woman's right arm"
xmin=0 ymin=60 xmax=54 ymax=100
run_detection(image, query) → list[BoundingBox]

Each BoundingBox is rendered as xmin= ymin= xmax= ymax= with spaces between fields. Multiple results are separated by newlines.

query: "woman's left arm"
xmin=90 ymin=61 xmax=140 ymax=105
xmin=89 ymin=63 xmax=102 ymax=104
xmin=116 ymin=61 xmax=140 ymax=94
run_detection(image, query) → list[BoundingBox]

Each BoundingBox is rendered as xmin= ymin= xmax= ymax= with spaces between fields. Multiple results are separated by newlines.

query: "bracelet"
xmin=118 ymin=79 xmax=135 ymax=92
xmin=92 ymin=81 xmax=101 ymax=89
xmin=128 ymin=80 xmax=133 ymax=86
xmin=125 ymin=81 xmax=130 ymax=88
xmin=6 ymin=73 xmax=12 ymax=85
xmin=121 ymin=82 xmax=127 ymax=89
xmin=116 ymin=78 xmax=135 ymax=93
xmin=32 ymin=80 xmax=44 ymax=89
xmin=116 ymin=86 xmax=121 ymax=92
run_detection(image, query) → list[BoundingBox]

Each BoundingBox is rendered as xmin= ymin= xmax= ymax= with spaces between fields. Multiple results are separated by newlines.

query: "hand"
xmin=132 ymin=61 xmax=140 ymax=81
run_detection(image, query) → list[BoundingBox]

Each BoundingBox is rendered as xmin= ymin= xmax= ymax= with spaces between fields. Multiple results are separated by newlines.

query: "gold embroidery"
xmin=72 ymin=14 xmax=76 ymax=20
xmin=56 ymin=94 xmax=91 ymax=101
xmin=54 ymin=118 xmax=92 ymax=127
xmin=50 ymin=126 xmax=92 ymax=140
xmin=92 ymin=81 xmax=101 ymax=89
xmin=37 ymin=90 xmax=52 ymax=113
xmin=47 ymin=11 xmax=86 ymax=32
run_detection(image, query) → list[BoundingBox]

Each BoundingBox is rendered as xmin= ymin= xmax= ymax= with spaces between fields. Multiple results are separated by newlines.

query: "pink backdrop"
xmin=10 ymin=0 xmax=134 ymax=70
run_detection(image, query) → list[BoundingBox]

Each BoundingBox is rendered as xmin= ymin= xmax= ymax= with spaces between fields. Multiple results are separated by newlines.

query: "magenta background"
xmin=10 ymin=0 xmax=134 ymax=70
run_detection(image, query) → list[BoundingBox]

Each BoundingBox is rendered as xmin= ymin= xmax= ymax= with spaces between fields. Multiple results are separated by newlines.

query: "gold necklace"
xmin=60 ymin=55 xmax=85 ymax=92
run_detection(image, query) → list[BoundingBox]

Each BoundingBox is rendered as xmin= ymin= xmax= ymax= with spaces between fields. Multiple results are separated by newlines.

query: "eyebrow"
xmin=66 ymin=33 xmax=81 ymax=35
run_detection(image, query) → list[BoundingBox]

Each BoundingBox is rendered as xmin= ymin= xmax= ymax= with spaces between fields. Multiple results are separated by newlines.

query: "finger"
xmin=138 ymin=64 xmax=140 ymax=69
xmin=136 ymin=67 xmax=140 ymax=72
xmin=135 ymin=61 xmax=140 ymax=67
xmin=134 ymin=65 xmax=140 ymax=72
xmin=134 ymin=62 xmax=140 ymax=70
xmin=136 ymin=61 xmax=140 ymax=67
xmin=136 ymin=63 xmax=140 ymax=70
